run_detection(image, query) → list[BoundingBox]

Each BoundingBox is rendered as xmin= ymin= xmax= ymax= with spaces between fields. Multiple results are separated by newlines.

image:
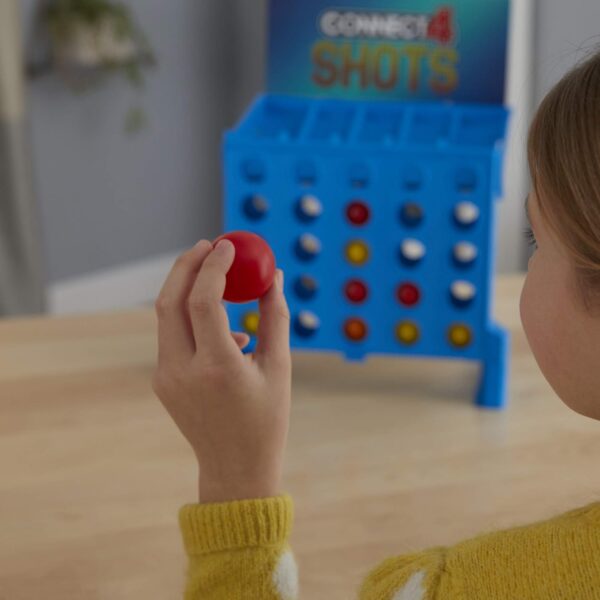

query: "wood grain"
xmin=1 ymin=275 xmax=599 ymax=600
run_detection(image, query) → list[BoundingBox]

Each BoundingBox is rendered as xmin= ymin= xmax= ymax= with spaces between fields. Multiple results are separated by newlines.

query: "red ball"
xmin=397 ymin=282 xmax=421 ymax=307
xmin=343 ymin=317 xmax=368 ymax=341
xmin=346 ymin=201 xmax=370 ymax=226
xmin=344 ymin=279 xmax=368 ymax=303
xmin=214 ymin=231 xmax=276 ymax=303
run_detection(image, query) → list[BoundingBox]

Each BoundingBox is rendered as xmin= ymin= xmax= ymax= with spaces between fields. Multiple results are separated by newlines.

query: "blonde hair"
xmin=528 ymin=51 xmax=600 ymax=300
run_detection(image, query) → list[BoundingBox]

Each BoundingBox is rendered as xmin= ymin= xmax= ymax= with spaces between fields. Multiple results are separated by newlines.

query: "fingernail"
xmin=276 ymin=269 xmax=284 ymax=290
xmin=214 ymin=239 xmax=233 ymax=255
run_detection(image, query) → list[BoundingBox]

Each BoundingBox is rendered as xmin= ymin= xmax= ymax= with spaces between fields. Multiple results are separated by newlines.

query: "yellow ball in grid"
xmin=242 ymin=311 xmax=260 ymax=335
xmin=448 ymin=323 xmax=472 ymax=348
xmin=345 ymin=240 xmax=370 ymax=265
xmin=396 ymin=321 xmax=419 ymax=345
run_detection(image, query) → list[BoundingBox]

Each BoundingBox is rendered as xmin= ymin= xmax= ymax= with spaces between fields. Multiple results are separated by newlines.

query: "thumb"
xmin=255 ymin=270 xmax=291 ymax=370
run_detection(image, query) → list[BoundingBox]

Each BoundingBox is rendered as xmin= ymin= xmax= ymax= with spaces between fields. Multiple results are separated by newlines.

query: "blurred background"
xmin=1 ymin=0 xmax=599 ymax=318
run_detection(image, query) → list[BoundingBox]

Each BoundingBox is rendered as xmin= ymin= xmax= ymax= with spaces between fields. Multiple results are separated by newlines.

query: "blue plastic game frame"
xmin=223 ymin=94 xmax=510 ymax=409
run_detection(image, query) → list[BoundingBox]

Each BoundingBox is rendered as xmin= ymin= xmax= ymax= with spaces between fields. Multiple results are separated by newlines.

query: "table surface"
xmin=1 ymin=274 xmax=599 ymax=600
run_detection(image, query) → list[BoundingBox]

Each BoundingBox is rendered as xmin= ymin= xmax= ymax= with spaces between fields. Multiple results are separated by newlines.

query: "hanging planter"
xmin=31 ymin=0 xmax=155 ymax=132
xmin=49 ymin=12 xmax=138 ymax=69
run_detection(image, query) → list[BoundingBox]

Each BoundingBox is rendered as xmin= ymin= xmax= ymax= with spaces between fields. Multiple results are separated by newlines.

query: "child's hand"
xmin=152 ymin=239 xmax=291 ymax=503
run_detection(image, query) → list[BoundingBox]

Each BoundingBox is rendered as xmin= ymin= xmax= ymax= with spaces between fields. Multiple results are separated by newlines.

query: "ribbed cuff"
xmin=179 ymin=494 xmax=294 ymax=555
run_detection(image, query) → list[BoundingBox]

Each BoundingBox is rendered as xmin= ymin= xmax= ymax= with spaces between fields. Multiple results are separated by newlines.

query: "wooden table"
xmin=1 ymin=275 xmax=599 ymax=600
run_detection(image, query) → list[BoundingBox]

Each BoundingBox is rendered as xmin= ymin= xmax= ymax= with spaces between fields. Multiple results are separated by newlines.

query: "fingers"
xmin=188 ymin=239 xmax=239 ymax=361
xmin=255 ymin=270 xmax=291 ymax=371
xmin=155 ymin=240 xmax=213 ymax=363
xmin=232 ymin=331 xmax=251 ymax=350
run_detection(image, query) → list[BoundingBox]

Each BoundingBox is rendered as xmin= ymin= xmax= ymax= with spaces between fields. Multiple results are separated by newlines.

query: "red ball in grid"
xmin=397 ymin=282 xmax=421 ymax=307
xmin=344 ymin=318 xmax=368 ymax=341
xmin=346 ymin=201 xmax=370 ymax=226
xmin=344 ymin=279 xmax=368 ymax=303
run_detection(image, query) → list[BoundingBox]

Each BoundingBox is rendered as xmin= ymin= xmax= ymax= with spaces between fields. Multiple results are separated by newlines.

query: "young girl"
xmin=152 ymin=52 xmax=600 ymax=599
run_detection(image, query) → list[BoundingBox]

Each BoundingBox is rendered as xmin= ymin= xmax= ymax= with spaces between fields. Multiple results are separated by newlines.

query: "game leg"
xmin=476 ymin=324 xmax=510 ymax=409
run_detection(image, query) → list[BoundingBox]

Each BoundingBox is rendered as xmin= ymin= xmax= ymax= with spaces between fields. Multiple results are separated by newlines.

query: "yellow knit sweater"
xmin=179 ymin=496 xmax=600 ymax=599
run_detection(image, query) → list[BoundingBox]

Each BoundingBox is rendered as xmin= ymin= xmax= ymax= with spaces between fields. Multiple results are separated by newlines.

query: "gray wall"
xmin=534 ymin=0 xmax=600 ymax=100
xmin=21 ymin=0 xmax=266 ymax=283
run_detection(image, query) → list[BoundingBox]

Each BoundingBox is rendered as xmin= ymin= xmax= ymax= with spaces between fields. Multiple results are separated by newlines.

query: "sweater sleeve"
xmin=178 ymin=493 xmax=444 ymax=600
xmin=178 ymin=494 xmax=297 ymax=600
xmin=359 ymin=548 xmax=446 ymax=600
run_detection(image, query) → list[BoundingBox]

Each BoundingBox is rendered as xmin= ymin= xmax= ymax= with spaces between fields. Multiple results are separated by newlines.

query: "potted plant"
xmin=38 ymin=0 xmax=155 ymax=131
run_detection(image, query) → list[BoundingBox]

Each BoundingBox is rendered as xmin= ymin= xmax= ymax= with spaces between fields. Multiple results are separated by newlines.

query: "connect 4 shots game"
xmin=223 ymin=0 xmax=511 ymax=409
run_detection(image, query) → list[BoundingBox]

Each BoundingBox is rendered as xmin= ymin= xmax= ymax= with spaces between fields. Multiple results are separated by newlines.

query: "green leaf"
xmin=124 ymin=106 xmax=148 ymax=134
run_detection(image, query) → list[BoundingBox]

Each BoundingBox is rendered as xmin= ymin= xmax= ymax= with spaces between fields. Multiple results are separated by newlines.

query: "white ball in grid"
xmin=451 ymin=280 xmax=476 ymax=302
xmin=299 ymin=195 xmax=323 ymax=218
xmin=298 ymin=310 xmax=320 ymax=331
xmin=454 ymin=201 xmax=479 ymax=225
xmin=299 ymin=233 xmax=321 ymax=255
xmin=401 ymin=239 xmax=426 ymax=261
xmin=454 ymin=242 xmax=478 ymax=264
